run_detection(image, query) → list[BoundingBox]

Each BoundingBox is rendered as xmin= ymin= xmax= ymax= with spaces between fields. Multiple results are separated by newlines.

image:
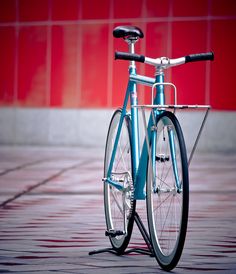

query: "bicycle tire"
xmin=104 ymin=109 xmax=136 ymax=254
xmin=146 ymin=111 xmax=189 ymax=271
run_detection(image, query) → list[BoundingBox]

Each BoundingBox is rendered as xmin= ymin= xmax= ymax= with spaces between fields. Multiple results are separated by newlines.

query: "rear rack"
xmin=132 ymin=104 xmax=211 ymax=166
xmin=133 ymin=104 xmax=210 ymax=110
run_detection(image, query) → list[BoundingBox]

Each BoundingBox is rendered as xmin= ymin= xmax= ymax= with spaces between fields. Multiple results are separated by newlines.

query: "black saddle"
xmin=113 ymin=26 xmax=144 ymax=39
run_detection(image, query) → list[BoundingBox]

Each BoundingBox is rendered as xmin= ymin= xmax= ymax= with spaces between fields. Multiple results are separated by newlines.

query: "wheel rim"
xmin=104 ymin=111 xmax=134 ymax=248
xmin=151 ymin=116 xmax=184 ymax=258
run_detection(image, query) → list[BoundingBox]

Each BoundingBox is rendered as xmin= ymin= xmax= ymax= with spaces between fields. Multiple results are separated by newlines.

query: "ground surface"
xmin=0 ymin=146 xmax=236 ymax=273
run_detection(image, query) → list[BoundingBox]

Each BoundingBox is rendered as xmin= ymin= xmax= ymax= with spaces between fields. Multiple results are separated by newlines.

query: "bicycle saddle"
xmin=113 ymin=26 xmax=144 ymax=39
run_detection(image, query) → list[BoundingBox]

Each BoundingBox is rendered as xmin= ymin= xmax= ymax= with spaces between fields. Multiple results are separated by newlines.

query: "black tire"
xmin=104 ymin=109 xmax=136 ymax=254
xmin=146 ymin=111 xmax=189 ymax=271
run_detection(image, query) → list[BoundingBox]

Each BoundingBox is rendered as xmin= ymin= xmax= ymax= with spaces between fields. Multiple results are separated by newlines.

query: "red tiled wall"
xmin=0 ymin=0 xmax=236 ymax=110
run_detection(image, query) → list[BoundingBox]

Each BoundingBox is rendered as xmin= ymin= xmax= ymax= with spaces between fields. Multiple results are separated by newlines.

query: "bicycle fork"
xmin=152 ymin=123 xmax=182 ymax=194
xmin=168 ymin=127 xmax=182 ymax=192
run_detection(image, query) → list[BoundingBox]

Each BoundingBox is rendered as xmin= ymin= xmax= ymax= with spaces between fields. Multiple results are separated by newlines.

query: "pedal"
xmin=105 ymin=229 xmax=125 ymax=238
xmin=156 ymin=154 xmax=170 ymax=163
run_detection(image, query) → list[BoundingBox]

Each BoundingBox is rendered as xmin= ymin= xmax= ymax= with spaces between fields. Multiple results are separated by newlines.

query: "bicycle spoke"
xmin=117 ymin=140 xmax=130 ymax=171
xmin=110 ymin=188 xmax=123 ymax=215
xmin=156 ymin=174 xmax=172 ymax=189
xmin=159 ymin=195 xmax=175 ymax=245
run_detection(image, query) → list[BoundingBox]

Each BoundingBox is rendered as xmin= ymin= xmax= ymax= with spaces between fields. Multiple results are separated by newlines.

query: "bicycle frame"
xmin=106 ymin=65 xmax=167 ymax=200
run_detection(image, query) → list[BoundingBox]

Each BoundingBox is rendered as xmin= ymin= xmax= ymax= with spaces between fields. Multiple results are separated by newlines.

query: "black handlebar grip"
xmin=185 ymin=52 xmax=214 ymax=63
xmin=115 ymin=51 xmax=145 ymax=63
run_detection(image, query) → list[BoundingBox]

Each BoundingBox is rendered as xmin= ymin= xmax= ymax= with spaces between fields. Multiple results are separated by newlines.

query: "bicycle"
xmin=99 ymin=26 xmax=213 ymax=271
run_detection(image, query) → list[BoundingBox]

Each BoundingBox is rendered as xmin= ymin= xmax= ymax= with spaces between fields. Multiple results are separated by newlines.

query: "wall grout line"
xmin=12 ymin=0 xmax=20 ymax=145
xmin=205 ymin=0 xmax=212 ymax=105
xmin=106 ymin=0 xmax=114 ymax=107
xmin=13 ymin=0 xmax=19 ymax=107
xmin=76 ymin=1 xmax=82 ymax=107
xmin=164 ymin=0 xmax=174 ymax=104
xmin=138 ymin=2 xmax=147 ymax=105
xmin=45 ymin=0 xmax=52 ymax=107
xmin=0 ymin=15 xmax=235 ymax=27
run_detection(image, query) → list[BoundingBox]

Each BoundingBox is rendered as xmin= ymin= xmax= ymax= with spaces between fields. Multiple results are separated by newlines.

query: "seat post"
xmin=125 ymin=37 xmax=139 ymax=68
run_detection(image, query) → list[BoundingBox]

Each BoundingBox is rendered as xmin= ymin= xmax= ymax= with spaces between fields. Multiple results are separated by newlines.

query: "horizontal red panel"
xmin=0 ymin=0 xmax=16 ymax=22
xmin=51 ymin=0 xmax=79 ymax=20
xmin=80 ymin=24 xmax=109 ymax=107
xmin=81 ymin=0 xmax=110 ymax=19
xmin=0 ymin=0 xmax=235 ymax=111
xmin=112 ymin=57 xmax=130 ymax=107
xmin=210 ymin=20 xmax=236 ymax=110
xmin=210 ymin=0 xmax=236 ymax=16
xmin=146 ymin=22 xmax=170 ymax=57
xmin=142 ymin=22 xmax=171 ymax=104
xmin=173 ymin=0 xmax=208 ymax=17
xmin=19 ymin=0 xmax=49 ymax=21
xmin=114 ymin=0 xmax=143 ymax=19
xmin=50 ymin=25 xmax=79 ymax=107
xmin=171 ymin=21 xmax=208 ymax=105
xmin=0 ymin=27 xmax=15 ymax=105
xmin=17 ymin=26 xmax=48 ymax=107
xmin=50 ymin=26 xmax=64 ymax=107
xmin=146 ymin=0 xmax=170 ymax=17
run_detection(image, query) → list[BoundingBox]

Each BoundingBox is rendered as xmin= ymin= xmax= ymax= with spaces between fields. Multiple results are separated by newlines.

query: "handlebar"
xmin=115 ymin=52 xmax=145 ymax=63
xmin=185 ymin=52 xmax=214 ymax=63
xmin=115 ymin=51 xmax=214 ymax=68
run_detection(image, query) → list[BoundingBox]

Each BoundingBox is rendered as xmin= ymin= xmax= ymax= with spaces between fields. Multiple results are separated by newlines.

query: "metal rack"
xmin=133 ymin=104 xmax=211 ymax=166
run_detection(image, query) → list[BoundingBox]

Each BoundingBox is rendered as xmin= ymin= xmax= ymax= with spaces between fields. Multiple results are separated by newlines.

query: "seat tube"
xmin=130 ymin=66 xmax=140 ymax=176
xmin=127 ymin=39 xmax=140 ymax=177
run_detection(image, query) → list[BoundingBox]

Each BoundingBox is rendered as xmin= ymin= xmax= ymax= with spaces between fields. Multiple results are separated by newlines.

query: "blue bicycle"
xmin=103 ymin=26 xmax=214 ymax=270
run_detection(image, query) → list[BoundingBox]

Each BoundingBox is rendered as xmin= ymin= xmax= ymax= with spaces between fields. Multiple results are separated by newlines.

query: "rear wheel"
xmin=104 ymin=109 xmax=136 ymax=254
xmin=146 ymin=111 xmax=189 ymax=270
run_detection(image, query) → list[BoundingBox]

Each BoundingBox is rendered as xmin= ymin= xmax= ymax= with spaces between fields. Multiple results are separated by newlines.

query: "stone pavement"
xmin=0 ymin=146 xmax=236 ymax=273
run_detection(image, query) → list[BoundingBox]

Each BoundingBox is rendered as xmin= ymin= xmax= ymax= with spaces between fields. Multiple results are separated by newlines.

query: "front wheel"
xmin=146 ymin=111 xmax=189 ymax=271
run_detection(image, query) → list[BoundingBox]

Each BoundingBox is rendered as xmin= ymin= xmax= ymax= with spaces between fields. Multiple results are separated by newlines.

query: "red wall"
xmin=0 ymin=0 xmax=236 ymax=110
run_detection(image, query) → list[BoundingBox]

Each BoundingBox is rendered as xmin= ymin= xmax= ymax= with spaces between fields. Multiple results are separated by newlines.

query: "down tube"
xmin=134 ymin=116 xmax=155 ymax=200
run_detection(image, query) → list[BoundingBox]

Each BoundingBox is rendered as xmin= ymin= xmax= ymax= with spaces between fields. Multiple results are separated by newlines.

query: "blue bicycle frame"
xmin=106 ymin=63 xmax=168 ymax=200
